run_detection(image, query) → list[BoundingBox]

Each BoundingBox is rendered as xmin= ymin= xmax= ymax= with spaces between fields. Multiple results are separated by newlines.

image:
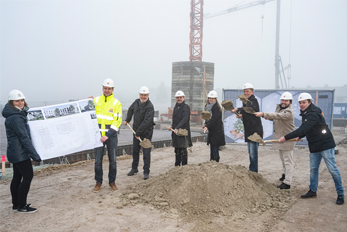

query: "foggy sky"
xmin=1 ymin=0 xmax=347 ymax=112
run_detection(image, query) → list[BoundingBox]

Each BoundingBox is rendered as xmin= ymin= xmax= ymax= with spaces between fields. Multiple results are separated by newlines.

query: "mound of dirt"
xmin=120 ymin=162 xmax=295 ymax=222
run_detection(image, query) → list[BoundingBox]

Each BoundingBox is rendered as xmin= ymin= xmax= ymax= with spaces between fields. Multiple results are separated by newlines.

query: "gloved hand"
xmin=34 ymin=158 xmax=42 ymax=162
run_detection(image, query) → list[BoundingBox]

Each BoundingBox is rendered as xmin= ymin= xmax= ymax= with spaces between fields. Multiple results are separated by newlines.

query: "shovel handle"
xmin=126 ymin=123 xmax=142 ymax=142
xmin=264 ymin=138 xmax=303 ymax=143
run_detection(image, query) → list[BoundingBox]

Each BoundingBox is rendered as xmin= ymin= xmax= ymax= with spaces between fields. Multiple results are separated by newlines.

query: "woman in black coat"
xmin=2 ymin=90 xmax=41 ymax=213
xmin=203 ymin=90 xmax=225 ymax=162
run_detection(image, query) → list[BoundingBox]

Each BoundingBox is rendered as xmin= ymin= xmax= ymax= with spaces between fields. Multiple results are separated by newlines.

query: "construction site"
xmin=1 ymin=0 xmax=347 ymax=231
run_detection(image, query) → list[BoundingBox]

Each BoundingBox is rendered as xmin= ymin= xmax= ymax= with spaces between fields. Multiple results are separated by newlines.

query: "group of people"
xmin=231 ymin=83 xmax=344 ymax=205
xmin=2 ymin=80 xmax=344 ymax=214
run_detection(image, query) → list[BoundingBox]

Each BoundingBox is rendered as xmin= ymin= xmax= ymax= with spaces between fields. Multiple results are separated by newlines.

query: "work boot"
xmin=144 ymin=173 xmax=149 ymax=180
xmin=93 ymin=182 xmax=102 ymax=193
xmin=301 ymin=189 xmax=317 ymax=198
xmin=109 ymin=182 xmax=118 ymax=191
xmin=127 ymin=169 xmax=139 ymax=176
xmin=336 ymin=195 xmax=344 ymax=205
xmin=279 ymin=174 xmax=285 ymax=181
xmin=277 ymin=183 xmax=290 ymax=189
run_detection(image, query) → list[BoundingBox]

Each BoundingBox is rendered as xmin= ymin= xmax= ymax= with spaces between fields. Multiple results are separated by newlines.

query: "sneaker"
xmin=279 ymin=174 xmax=285 ymax=181
xmin=13 ymin=203 xmax=31 ymax=210
xmin=127 ymin=169 xmax=139 ymax=176
xmin=17 ymin=204 xmax=37 ymax=213
xmin=277 ymin=183 xmax=290 ymax=190
xmin=144 ymin=174 xmax=149 ymax=180
xmin=93 ymin=182 xmax=102 ymax=192
xmin=336 ymin=195 xmax=344 ymax=205
xmin=109 ymin=182 xmax=118 ymax=191
xmin=301 ymin=189 xmax=317 ymax=198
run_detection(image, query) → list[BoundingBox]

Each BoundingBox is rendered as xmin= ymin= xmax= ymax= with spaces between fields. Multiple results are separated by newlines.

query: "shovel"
xmin=171 ymin=128 xmax=188 ymax=137
xmin=237 ymin=95 xmax=251 ymax=105
xmin=221 ymin=99 xmax=240 ymax=116
xmin=248 ymin=132 xmax=302 ymax=146
xmin=243 ymin=107 xmax=257 ymax=115
xmin=201 ymin=111 xmax=211 ymax=120
xmin=126 ymin=123 xmax=152 ymax=148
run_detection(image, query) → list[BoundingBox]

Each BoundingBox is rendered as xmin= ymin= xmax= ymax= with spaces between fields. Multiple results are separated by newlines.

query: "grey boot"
xmin=127 ymin=169 xmax=139 ymax=176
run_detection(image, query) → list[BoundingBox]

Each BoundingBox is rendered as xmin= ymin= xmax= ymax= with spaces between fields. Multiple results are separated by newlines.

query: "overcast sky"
xmin=1 ymin=0 xmax=347 ymax=111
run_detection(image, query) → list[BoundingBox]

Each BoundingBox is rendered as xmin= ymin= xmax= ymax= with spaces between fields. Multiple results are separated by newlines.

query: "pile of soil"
xmin=120 ymin=162 xmax=295 ymax=222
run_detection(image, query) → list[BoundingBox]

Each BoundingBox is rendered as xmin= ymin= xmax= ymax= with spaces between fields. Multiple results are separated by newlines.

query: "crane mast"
xmin=189 ymin=0 xmax=204 ymax=62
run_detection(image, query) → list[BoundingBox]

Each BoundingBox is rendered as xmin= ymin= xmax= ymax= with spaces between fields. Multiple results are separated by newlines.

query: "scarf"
xmin=205 ymin=101 xmax=216 ymax=114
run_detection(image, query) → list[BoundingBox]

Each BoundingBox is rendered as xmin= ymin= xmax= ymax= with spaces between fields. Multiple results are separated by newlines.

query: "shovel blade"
xmin=139 ymin=138 xmax=152 ymax=149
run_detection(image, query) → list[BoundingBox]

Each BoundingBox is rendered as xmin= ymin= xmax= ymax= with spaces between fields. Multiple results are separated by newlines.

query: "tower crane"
xmin=189 ymin=0 xmax=289 ymax=89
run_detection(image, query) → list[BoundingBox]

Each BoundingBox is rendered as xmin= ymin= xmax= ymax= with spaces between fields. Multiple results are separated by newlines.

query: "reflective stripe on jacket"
xmin=94 ymin=93 xmax=122 ymax=137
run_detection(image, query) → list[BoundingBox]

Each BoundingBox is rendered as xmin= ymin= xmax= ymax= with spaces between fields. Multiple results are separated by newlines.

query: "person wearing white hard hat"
xmin=168 ymin=90 xmax=192 ymax=166
xmin=123 ymin=86 xmax=154 ymax=180
xmin=2 ymin=90 xmax=42 ymax=213
xmin=92 ymin=78 xmax=122 ymax=192
xmin=256 ymin=92 xmax=296 ymax=189
xmin=279 ymin=93 xmax=344 ymax=205
xmin=203 ymin=90 xmax=225 ymax=162
xmin=231 ymin=83 xmax=263 ymax=172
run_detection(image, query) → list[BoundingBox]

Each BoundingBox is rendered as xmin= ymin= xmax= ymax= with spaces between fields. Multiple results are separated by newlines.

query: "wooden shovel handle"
xmin=126 ymin=123 xmax=142 ymax=142
xmin=265 ymin=138 xmax=303 ymax=143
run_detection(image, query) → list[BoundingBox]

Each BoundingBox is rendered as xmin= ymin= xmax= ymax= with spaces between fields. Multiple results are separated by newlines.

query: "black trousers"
xmin=132 ymin=136 xmax=151 ymax=174
xmin=175 ymin=148 xmax=188 ymax=166
xmin=11 ymin=159 xmax=34 ymax=208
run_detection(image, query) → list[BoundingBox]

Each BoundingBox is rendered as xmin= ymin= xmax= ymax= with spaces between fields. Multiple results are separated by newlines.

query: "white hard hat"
xmin=175 ymin=90 xmax=185 ymax=97
xmin=207 ymin=90 xmax=218 ymax=98
xmin=8 ymin=89 xmax=26 ymax=101
xmin=243 ymin=83 xmax=254 ymax=90
xmin=139 ymin=86 xmax=150 ymax=94
xmin=298 ymin=93 xmax=314 ymax=102
xmin=102 ymin=78 xmax=114 ymax=87
xmin=280 ymin=92 xmax=293 ymax=100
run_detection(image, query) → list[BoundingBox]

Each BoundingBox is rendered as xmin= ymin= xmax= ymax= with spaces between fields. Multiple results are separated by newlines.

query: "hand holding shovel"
xmin=125 ymin=122 xmax=152 ymax=148
xmin=169 ymin=127 xmax=188 ymax=137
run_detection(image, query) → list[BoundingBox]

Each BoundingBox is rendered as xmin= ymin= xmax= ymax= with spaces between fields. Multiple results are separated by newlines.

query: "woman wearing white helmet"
xmin=203 ymin=90 xmax=225 ymax=162
xmin=2 ymin=90 xmax=42 ymax=213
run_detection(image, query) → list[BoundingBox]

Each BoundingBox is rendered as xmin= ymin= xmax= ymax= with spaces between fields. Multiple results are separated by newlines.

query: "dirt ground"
xmin=1 ymin=133 xmax=347 ymax=232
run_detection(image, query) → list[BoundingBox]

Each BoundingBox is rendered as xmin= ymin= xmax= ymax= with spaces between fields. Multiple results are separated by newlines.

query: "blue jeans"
xmin=132 ymin=136 xmax=151 ymax=174
xmin=247 ymin=141 xmax=259 ymax=172
xmin=309 ymin=148 xmax=344 ymax=195
xmin=210 ymin=146 xmax=220 ymax=162
xmin=94 ymin=134 xmax=118 ymax=184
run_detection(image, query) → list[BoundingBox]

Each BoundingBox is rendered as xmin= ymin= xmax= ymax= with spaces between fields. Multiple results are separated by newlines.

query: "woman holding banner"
xmin=2 ymin=89 xmax=42 ymax=213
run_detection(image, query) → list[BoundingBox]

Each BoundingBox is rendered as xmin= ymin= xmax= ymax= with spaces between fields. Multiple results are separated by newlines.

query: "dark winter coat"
xmin=237 ymin=94 xmax=263 ymax=142
xmin=171 ymin=101 xmax=192 ymax=148
xmin=2 ymin=103 xmax=41 ymax=164
xmin=125 ymin=99 xmax=155 ymax=140
xmin=205 ymin=103 xmax=226 ymax=147
xmin=285 ymin=103 xmax=335 ymax=153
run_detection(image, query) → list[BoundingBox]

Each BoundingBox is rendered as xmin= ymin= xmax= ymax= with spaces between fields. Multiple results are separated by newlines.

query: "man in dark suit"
xmin=168 ymin=90 xmax=192 ymax=166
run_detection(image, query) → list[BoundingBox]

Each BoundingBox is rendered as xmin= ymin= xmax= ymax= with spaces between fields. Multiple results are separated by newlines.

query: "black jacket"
xmin=205 ymin=103 xmax=226 ymax=147
xmin=237 ymin=94 xmax=263 ymax=142
xmin=171 ymin=101 xmax=192 ymax=148
xmin=125 ymin=99 xmax=155 ymax=140
xmin=285 ymin=103 xmax=335 ymax=153
xmin=2 ymin=104 xmax=41 ymax=163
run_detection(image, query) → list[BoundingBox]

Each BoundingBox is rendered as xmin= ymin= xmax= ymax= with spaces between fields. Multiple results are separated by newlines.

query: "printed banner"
xmin=28 ymin=99 xmax=102 ymax=160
